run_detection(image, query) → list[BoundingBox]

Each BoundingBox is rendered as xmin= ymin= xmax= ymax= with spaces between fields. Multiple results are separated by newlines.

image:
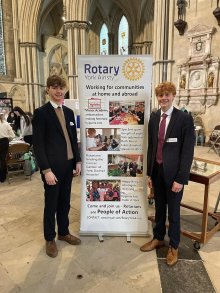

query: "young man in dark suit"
xmin=32 ymin=75 xmax=82 ymax=258
xmin=140 ymin=81 xmax=194 ymax=266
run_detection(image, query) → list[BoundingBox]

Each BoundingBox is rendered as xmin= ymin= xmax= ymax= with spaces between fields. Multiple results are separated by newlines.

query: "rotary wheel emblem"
xmin=122 ymin=58 xmax=145 ymax=81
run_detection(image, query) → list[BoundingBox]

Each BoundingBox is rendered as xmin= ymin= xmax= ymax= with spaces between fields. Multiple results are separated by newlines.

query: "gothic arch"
xmin=111 ymin=10 xmax=132 ymax=54
xmin=89 ymin=7 xmax=109 ymax=55
xmin=8 ymin=85 xmax=26 ymax=109
xmin=37 ymin=0 xmax=62 ymax=46
xmin=140 ymin=0 xmax=154 ymax=42
xmin=47 ymin=44 xmax=68 ymax=80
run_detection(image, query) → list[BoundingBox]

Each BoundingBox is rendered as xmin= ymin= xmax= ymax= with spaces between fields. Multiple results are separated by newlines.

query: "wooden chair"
xmin=208 ymin=125 xmax=220 ymax=155
xmin=6 ymin=143 xmax=30 ymax=183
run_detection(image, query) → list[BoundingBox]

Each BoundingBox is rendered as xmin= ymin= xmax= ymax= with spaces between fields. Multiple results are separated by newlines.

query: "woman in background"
xmin=7 ymin=111 xmax=18 ymax=132
xmin=13 ymin=106 xmax=33 ymax=146
xmin=0 ymin=112 xmax=15 ymax=182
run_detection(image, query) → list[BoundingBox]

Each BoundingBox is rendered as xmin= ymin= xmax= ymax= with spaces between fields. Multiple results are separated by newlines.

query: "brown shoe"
xmin=140 ymin=238 xmax=165 ymax=252
xmin=166 ymin=247 xmax=178 ymax=266
xmin=46 ymin=240 xmax=58 ymax=258
xmin=58 ymin=233 xmax=81 ymax=245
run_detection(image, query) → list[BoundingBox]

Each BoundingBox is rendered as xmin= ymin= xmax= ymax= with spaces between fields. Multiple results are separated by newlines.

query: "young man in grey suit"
xmin=32 ymin=75 xmax=82 ymax=258
xmin=140 ymin=81 xmax=194 ymax=266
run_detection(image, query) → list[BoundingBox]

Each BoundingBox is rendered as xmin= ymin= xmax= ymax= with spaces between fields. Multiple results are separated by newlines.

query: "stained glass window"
xmin=100 ymin=23 xmax=109 ymax=55
xmin=0 ymin=0 xmax=6 ymax=75
xmin=118 ymin=16 xmax=129 ymax=55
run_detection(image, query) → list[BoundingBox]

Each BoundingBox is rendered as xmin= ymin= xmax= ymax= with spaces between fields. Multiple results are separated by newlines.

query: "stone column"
xmin=131 ymin=43 xmax=144 ymax=54
xmin=143 ymin=42 xmax=153 ymax=54
xmin=64 ymin=21 xmax=89 ymax=99
xmin=19 ymin=42 xmax=40 ymax=112
xmin=152 ymin=0 xmax=175 ymax=107
xmin=12 ymin=0 xmax=21 ymax=80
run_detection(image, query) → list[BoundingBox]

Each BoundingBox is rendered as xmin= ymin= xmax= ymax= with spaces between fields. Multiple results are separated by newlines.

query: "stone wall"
xmin=172 ymin=0 xmax=220 ymax=138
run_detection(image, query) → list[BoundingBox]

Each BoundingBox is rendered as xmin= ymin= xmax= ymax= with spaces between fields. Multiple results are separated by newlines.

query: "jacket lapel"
xmin=46 ymin=102 xmax=65 ymax=137
xmin=165 ymin=107 xmax=179 ymax=140
xmin=154 ymin=110 xmax=161 ymax=143
xmin=63 ymin=106 xmax=74 ymax=140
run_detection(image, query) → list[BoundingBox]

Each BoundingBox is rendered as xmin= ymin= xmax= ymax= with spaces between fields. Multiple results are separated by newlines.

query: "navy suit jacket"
xmin=147 ymin=107 xmax=195 ymax=186
xmin=32 ymin=102 xmax=81 ymax=172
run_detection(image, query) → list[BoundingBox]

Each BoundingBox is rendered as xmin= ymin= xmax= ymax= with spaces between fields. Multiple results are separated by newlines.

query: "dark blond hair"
xmin=155 ymin=81 xmax=176 ymax=96
xmin=46 ymin=75 xmax=67 ymax=88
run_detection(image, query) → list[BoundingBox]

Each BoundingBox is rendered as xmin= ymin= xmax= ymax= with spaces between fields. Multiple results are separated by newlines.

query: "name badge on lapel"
xmin=70 ymin=121 xmax=75 ymax=126
xmin=166 ymin=138 xmax=178 ymax=143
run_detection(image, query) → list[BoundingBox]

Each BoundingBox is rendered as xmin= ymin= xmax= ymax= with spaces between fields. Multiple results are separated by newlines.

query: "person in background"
xmin=0 ymin=112 xmax=15 ymax=182
xmin=13 ymin=106 xmax=33 ymax=146
xmin=32 ymin=75 xmax=82 ymax=258
xmin=89 ymin=181 xmax=100 ymax=201
xmin=86 ymin=128 xmax=105 ymax=151
xmin=140 ymin=81 xmax=194 ymax=266
xmin=7 ymin=111 xmax=18 ymax=132
xmin=180 ymin=104 xmax=188 ymax=113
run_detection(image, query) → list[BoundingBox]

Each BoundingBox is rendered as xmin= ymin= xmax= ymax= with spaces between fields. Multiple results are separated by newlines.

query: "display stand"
xmin=148 ymin=157 xmax=220 ymax=250
xmin=182 ymin=157 xmax=220 ymax=249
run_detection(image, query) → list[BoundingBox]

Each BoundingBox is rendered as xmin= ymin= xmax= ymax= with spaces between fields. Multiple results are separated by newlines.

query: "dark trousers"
xmin=42 ymin=159 xmax=74 ymax=241
xmin=0 ymin=138 xmax=9 ymax=182
xmin=152 ymin=163 xmax=183 ymax=249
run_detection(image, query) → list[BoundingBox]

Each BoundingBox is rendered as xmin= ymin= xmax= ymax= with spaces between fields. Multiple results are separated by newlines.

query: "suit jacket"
xmin=147 ymin=107 xmax=194 ymax=186
xmin=32 ymin=102 xmax=81 ymax=172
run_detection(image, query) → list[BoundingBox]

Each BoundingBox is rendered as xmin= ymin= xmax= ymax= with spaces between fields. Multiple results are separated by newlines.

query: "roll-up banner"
xmin=78 ymin=55 xmax=152 ymax=236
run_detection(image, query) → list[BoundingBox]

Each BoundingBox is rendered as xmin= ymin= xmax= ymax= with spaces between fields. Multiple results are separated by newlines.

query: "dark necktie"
xmin=156 ymin=113 xmax=167 ymax=164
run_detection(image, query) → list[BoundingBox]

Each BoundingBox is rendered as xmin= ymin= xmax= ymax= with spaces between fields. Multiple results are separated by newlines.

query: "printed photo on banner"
xmin=86 ymin=180 xmax=121 ymax=201
xmin=108 ymin=154 xmax=143 ymax=177
xmin=109 ymin=101 xmax=145 ymax=125
xmin=86 ymin=128 xmax=121 ymax=151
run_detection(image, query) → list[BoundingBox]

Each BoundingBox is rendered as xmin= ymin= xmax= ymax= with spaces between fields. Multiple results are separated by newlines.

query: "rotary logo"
xmin=122 ymin=58 xmax=145 ymax=81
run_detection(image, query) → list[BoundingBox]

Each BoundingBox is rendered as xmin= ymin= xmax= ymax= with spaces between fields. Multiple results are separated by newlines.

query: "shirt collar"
xmin=161 ymin=106 xmax=173 ymax=117
xmin=50 ymin=101 xmax=62 ymax=109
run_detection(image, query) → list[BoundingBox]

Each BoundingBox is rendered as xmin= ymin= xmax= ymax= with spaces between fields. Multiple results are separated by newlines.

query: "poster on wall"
xmin=0 ymin=92 xmax=13 ymax=114
xmin=78 ymin=55 xmax=152 ymax=236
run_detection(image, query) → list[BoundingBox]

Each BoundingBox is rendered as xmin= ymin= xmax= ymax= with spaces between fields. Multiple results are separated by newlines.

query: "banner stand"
xmin=78 ymin=55 xmax=153 ymax=238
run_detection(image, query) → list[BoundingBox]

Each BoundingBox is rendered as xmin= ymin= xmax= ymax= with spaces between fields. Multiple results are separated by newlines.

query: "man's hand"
xmin=147 ymin=176 xmax=153 ymax=189
xmin=74 ymin=162 xmax=82 ymax=176
xmin=171 ymin=181 xmax=183 ymax=193
xmin=44 ymin=171 xmax=58 ymax=185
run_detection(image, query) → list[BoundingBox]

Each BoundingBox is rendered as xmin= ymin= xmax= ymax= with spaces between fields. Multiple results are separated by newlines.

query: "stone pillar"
xmin=64 ymin=21 xmax=89 ymax=99
xmin=152 ymin=0 xmax=175 ymax=107
xmin=143 ymin=42 xmax=153 ymax=54
xmin=12 ymin=0 xmax=21 ymax=80
xmin=19 ymin=42 xmax=40 ymax=112
xmin=1 ymin=0 xmax=15 ymax=78
xmin=131 ymin=43 xmax=144 ymax=54
xmin=108 ymin=33 xmax=114 ymax=55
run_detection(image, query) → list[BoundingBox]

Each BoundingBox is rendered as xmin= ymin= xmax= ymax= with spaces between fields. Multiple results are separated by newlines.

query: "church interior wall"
xmin=0 ymin=0 xmax=219 ymax=140
xmin=172 ymin=0 xmax=220 ymax=139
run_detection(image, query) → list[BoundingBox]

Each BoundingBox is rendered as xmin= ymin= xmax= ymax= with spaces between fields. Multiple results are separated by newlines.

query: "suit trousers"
xmin=152 ymin=162 xmax=183 ymax=249
xmin=42 ymin=159 xmax=74 ymax=241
